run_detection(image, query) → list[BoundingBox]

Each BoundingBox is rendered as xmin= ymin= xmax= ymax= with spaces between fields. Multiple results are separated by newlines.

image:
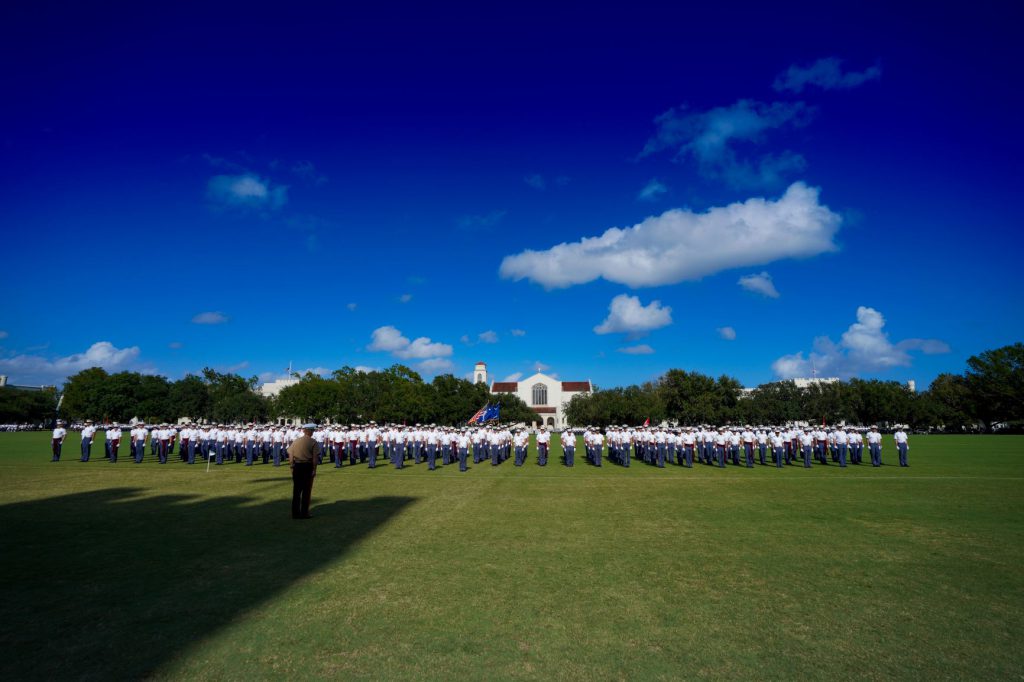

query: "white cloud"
xmin=346 ymin=303 xmax=357 ymax=311
xmin=478 ymin=330 xmax=498 ymax=344
xmin=399 ymin=294 xmax=413 ymax=303
xmin=0 ymin=341 xmax=145 ymax=385
xmin=0 ymin=330 xmax=8 ymax=339
xmin=501 ymin=183 xmax=839 ymax=289
xmin=460 ymin=335 xmax=471 ymax=344
xmin=618 ymin=344 xmax=655 ymax=355
xmin=353 ymin=365 xmax=379 ymax=374
xmin=533 ymin=361 xmax=551 ymax=372
xmin=772 ymin=306 xmax=950 ymax=379
xmin=774 ymin=57 xmax=881 ymax=93
xmin=738 ymin=271 xmax=780 ymax=298
xmin=594 ymin=294 xmax=673 ymax=336
xmin=367 ymin=326 xmax=453 ymax=361
xmin=718 ymin=326 xmax=737 ymax=341
xmin=524 ymin=174 xmax=546 ymax=190
xmin=368 ymin=326 xmax=410 ymax=353
xmin=510 ymin=329 xmax=526 ymax=337
xmin=640 ymin=99 xmax=812 ymax=188
xmin=637 ymin=178 xmax=667 ymax=201
xmin=206 ymin=173 xmax=288 ymax=210
xmin=504 ymin=372 xmax=523 ymax=382
xmin=417 ymin=358 xmax=454 ymax=374
xmin=168 ymin=341 xmax=183 ymax=349
xmin=192 ymin=311 xmax=228 ymax=325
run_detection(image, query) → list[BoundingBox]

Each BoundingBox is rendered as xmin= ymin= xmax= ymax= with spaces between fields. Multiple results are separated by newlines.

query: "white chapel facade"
xmin=479 ymin=362 xmax=591 ymax=429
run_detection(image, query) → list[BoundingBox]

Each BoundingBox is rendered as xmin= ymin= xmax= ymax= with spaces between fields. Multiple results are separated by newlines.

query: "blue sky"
xmin=1 ymin=1 xmax=1022 ymax=389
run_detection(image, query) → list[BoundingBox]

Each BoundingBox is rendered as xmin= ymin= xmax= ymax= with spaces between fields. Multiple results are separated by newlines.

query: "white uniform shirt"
xmin=53 ymin=427 xmax=67 ymax=441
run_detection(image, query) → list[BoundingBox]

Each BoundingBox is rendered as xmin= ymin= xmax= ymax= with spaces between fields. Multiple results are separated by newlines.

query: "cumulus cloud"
xmin=367 ymin=326 xmax=453 ymax=361
xmin=207 ymin=173 xmax=288 ymax=210
xmin=478 ymin=330 xmax=499 ymax=344
xmin=637 ymin=179 xmax=667 ymax=201
xmin=772 ymin=306 xmax=950 ymax=379
xmin=417 ymin=358 xmax=454 ymax=374
xmin=738 ymin=271 xmax=780 ymax=298
xmin=501 ymin=182 xmax=839 ymax=289
xmin=640 ymin=99 xmax=812 ymax=188
xmin=504 ymin=372 xmax=524 ymax=382
xmin=774 ymin=57 xmax=881 ymax=93
xmin=0 ymin=341 xmax=144 ymax=385
xmin=718 ymin=326 xmax=737 ymax=341
xmin=510 ymin=329 xmax=526 ymax=337
xmin=618 ymin=344 xmax=655 ymax=355
xmin=192 ymin=311 xmax=228 ymax=325
xmin=594 ymin=294 xmax=673 ymax=336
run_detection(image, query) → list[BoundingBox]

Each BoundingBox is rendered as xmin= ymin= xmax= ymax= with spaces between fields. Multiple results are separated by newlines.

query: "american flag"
xmin=467 ymin=403 xmax=488 ymax=425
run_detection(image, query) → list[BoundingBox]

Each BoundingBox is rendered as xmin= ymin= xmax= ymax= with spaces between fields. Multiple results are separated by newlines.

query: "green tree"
xmin=964 ymin=343 xmax=1024 ymax=429
xmin=61 ymin=368 xmax=111 ymax=421
xmin=0 ymin=386 xmax=57 ymax=424
xmin=923 ymin=373 xmax=974 ymax=432
xmin=168 ymin=374 xmax=211 ymax=421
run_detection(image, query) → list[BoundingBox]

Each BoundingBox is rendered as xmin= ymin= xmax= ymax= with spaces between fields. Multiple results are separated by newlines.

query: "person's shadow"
xmin=0 ymin=487 xmax=416 ymax=679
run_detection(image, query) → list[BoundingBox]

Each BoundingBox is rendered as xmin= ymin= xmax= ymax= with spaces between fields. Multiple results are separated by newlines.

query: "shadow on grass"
xmin=0 ymin=487 xmax=416 ymax=680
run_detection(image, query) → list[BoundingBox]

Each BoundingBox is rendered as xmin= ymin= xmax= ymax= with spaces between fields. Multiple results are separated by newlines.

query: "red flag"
xmin=643 ymin=417 xmax=650 ymax=427
xmin=467 ymin=404 xmax=487 ymax=425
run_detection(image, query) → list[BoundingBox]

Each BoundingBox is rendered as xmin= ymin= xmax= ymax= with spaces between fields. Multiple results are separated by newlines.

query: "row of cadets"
xmin=583 ymin=428 xmax=604 ymax=466
xmin=104 ymin=423 xmax=122 ymax=462
xmin=561 ymin=429 xmax=576 ymax=466
xmin=130 ymin=422 xmax=148 ymax=463
xmin=536 ymin=428 xmax=550 ymax=466
xmin=866 ymin=425 xmax=884 ymax=466
xmin=456 ymin=429 xmax=470 ymax=471
xmin=79 ymin=420 xmax=97 ymax=461
xmin=50 ymin=420 xmax=68 ymax=461
xmin=513 ymin=429 xmax=529 ymax=466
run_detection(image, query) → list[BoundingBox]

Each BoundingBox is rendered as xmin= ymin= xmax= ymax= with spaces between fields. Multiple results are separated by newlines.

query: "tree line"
xmin=1 ymin=343 xmax=1019 ymax=431
xmin=26 ymin=364 xmax=537 ymax=426
xmin=564 ymin=343 xmax=1023 ymax=431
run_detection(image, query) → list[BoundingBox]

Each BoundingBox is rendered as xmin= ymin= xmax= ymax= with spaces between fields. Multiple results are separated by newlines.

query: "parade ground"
xmin=1 ymin=433 xmax=1022 ymax=680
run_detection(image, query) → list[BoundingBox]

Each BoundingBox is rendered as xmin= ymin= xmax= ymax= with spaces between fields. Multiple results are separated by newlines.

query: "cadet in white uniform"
xmin=80 ymin=421 xmax=96 ymax=462
xmin=51 ymin=421 xmax=67 ymax=461
xmin=894 ymin=429 xmax=909 ymax=467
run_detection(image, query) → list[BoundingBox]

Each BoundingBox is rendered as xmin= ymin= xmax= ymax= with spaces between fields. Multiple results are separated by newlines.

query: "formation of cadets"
xmin=49 ymin=420 xmax=912 ymax=468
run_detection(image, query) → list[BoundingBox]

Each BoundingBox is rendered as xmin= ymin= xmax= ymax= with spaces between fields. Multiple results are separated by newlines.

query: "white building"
xmin=791 ymin=377 xmax=840 ymax=389
xmin=259 ymin=376 xmax=299 ymax=398
xmin=489 ymin=365 xmax=591 ymax=429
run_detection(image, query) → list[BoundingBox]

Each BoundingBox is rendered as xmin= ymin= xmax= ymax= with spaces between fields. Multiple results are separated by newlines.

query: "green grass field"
xmin=1 ymin=433 xmax=1022 ymax=680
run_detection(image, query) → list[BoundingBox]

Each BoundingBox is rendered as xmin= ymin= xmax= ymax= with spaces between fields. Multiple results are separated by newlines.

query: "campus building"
xmin=486 ymin=364 xmax=592 ymax=429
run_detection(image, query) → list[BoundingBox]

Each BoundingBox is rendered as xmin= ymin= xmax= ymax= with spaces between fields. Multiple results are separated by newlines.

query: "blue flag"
xmin=483 ymin=403 xmax=500 ymax=422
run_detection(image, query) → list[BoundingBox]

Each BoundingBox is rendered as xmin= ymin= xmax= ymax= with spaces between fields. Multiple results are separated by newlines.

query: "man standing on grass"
xmin=867 ymin=425 xmax=883 ymax=466
xmin=894 ymin=428 xmax=910 ymax=467
xmin=288 ymin=423 xmax=320 ymax=519
xmin=51 ymin=420 xmax=67 ymax=461
xmin=106 ymin=423 xmax=122 ymax=463
xmin=80 ymin=420 xmax=96 ymax=462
